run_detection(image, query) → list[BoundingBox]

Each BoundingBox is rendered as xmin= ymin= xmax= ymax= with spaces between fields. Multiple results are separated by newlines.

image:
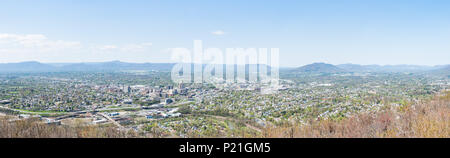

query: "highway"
xmin=97 ymin=113 xmax=125 ymax=129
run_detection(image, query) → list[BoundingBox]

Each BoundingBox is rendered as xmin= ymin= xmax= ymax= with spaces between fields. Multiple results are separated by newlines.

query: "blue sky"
xmin=0 ymin=0 xmax=449 ymax=67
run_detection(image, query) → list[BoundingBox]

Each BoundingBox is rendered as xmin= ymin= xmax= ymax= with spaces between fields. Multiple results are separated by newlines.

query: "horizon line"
xmin=0 ymin=60 xmax=448 ymax=68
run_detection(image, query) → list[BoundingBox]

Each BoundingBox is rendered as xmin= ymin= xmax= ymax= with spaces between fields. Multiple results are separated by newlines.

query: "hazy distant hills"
xmin=55 ymin=61 xmax=175 ymax=72
xmin=428 ymin=65 xmax=450 ymax=76
xmin=0 ymin=61 xmax=175 ymax=72
xmin=0 ymin=61 xmax=55 ymax=72
xmin=292 ymin=63 xmax=346 ymax=73
xmin=0 ymin=61 xmax=273 ymax=73
xmin=335 ymin=64 xmax=368 ymax=72
xmin=289 ymin=62 xmax=449 ymax=74
xmin=0 ymin=61 xmax=448 ymax=75
xmin=337 ymin=64 xmax=444 ymax=72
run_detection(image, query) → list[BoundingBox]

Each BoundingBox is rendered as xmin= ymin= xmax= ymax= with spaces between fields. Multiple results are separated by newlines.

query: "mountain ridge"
xmin=0 ymin=61 xmax=449 ymax=73
xmin=0 ymin=61 xmax=175 ymax=72
xmin=292 ymin=63 xmax=347 ymax=73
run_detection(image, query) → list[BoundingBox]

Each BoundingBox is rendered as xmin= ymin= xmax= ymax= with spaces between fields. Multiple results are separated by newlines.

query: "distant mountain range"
xmin=290 ymin=62 xmax=449 ymax=74
xmin=336 ymin=64 xmax=446 ymax=72
xmin=0 ymin=61 xmax=175 ymax=72
xmin=0 ymin=61 xmax=448 ymax=74
xmin=0 ymin=61 xmax=268 ymax=73
xmin=428 ymin=65 xmax=450 ymax=76
xmin=292 ymin=63 xmax=346 ymax=73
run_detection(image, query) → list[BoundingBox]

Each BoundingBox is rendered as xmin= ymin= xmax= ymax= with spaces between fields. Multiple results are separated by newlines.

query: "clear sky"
xmin=0 ymin=0 xmax=449 ymax=67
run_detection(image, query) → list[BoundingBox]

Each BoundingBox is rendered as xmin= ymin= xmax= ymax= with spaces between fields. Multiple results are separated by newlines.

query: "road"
xmin=0 ymin=106 xmax=68 ymax=115
xmin=96 ymin=106 xmax=141 ymax=111
xmin=165 ymin=101 xmax=194 ymax=108
xmin=97 ymin=113 xmax=125 ymax=129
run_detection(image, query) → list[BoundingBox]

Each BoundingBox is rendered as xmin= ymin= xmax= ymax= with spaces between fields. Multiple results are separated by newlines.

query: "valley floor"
xmin=1 ymin=91 xmax=449 ymax=138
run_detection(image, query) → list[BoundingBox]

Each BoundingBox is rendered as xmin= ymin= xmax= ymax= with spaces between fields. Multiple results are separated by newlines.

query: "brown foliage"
xmin=0 ymin=117 xmax=136 ymax=138
xmin=263 ymin=92 xmax=450 ymax=138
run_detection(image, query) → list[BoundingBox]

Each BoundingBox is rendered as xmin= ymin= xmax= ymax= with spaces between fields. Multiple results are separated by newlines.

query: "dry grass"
xmin=263 ymin=92 xmax=450 ymax=138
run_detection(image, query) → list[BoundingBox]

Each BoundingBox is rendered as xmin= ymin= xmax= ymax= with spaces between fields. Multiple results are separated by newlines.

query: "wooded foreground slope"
xmin=263 ymin=91 xmax=450 ymax=138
